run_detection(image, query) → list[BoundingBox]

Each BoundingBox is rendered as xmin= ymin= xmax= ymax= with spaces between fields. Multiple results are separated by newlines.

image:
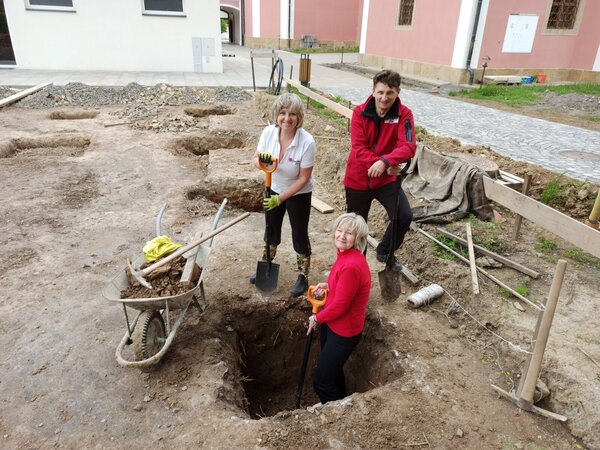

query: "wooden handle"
xmin=140 ymin=212 xmax=250 ymax=276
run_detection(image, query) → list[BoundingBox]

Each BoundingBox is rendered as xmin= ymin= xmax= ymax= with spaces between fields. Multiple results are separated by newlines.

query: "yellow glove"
xmin=258 ymin=152 xmax=273 ymax=164
xmin=263 ymin=195 xmax=281 ymax=211
xmin=143 ymin=236 xmax=181 ymax=263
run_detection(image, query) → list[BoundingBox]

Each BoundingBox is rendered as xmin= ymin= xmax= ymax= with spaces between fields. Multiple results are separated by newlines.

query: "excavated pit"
xmin=48 ymin=111 xmax=99 ymax=120
xmin=173 ymin=133 xmax=246 ymax=156
xmin=186 ymin=183 xmax=262 ymax=213
xmin=184 ymin=105 xmax=236 ymax=118
xmin=0 ymin=135 xmax=91 ymax=158
xmin=217 ymin=300 xmax=403 ymax=419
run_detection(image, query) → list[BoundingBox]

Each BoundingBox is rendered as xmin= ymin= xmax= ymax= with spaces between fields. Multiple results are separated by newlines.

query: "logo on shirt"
xmin=384 ymin=117 xmax=400 ymax=124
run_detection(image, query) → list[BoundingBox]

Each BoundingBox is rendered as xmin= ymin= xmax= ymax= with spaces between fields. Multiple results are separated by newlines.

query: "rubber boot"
xmin=250 ymin=244 xmax=277 ymax=284
xmin=290 ymin=253 xmax=310 ymax=296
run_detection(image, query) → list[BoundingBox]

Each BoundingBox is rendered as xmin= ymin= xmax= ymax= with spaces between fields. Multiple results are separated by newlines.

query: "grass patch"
xmin=563 ymin=248 xmax=600 ymax=270
xmin=536 ymin=236 xmax=558 ymax=254
xmin=539 ymin=176 xmax=569 ymax=207
xmin=576 ymin=334 xmax=600 ymax=345
xmin=499 ymin=277 xmax=530 ymax=299
xmin=463 ymin=215 xmax=507 ymax=253
xmin=287 ymin=46 xmax=359 ymax=54
xmin=455 ymin=83 xmax=600 ymax=107
xmin=432 ymin=235 xmax=466 ymax=260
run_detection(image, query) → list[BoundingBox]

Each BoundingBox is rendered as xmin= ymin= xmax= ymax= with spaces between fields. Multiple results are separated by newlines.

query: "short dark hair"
xmin=373 ymin=70 xmax=401 ymax=90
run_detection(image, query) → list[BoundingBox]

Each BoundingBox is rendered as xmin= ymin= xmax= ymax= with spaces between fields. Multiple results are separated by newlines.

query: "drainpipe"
xmin=241 ymin=0 xmax=245 ymax=46
xmin=288 ymin=0 xmax=292 ymax=48
xmin=466 ymin=0 xmax=483 ymax=85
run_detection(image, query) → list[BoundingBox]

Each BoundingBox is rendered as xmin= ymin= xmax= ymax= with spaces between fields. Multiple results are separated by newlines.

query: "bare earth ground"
xmin=0 ymin=86 xmax=599 ymax=450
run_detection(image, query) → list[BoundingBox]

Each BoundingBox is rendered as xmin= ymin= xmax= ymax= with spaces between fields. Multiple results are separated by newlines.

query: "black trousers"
xmin=313 ymin=324 xmax=361 ymax=404
xmin=265 ymin=191 xmax=312 ymax=255
xmin=346 ymin=182 xmax=412 ymax=257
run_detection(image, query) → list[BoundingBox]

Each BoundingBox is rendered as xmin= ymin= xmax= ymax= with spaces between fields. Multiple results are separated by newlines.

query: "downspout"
xmin=288 ymin=0 xmax=291 ymax=48
xmin=241 ymin=0 xmax=245 ymax=46
xmin=466 ymin=0 xmax=483 ymax=85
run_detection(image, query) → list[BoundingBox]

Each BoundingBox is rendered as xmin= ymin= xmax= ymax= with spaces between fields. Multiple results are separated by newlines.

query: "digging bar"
xmin=128 ymin=211 xmax=250 ymax=288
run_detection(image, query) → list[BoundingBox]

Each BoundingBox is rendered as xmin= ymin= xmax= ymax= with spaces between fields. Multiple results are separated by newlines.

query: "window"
xmin=143 ymin=0 xmax=184 ymax=15
xmin=26 ymin=0 xmax=74 ymax=11
xmin=547 ymin=0 xmax=578 ymax=29
xmin=397 ymin=0 xmax=414 ymax=27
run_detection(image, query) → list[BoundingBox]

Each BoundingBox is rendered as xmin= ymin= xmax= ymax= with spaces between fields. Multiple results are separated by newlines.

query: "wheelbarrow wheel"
xmin=132 ymin=310 xmax=166 ymax=362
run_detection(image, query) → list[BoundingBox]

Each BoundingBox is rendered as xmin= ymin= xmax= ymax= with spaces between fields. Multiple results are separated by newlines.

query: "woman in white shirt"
xmin=251 ymin=93 xmax=316 ymax=296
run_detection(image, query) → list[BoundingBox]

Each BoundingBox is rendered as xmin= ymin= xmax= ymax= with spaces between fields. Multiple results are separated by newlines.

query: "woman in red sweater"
xmin=308 ymin=213 xmax=371 ymax=404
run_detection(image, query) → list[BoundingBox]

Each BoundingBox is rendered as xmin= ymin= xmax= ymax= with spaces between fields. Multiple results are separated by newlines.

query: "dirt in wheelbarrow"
xmin=0 ymin=84 xmax=599 ymax=450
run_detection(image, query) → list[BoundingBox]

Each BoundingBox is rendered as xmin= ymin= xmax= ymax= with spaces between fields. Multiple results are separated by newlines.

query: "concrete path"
xmin=1 ymin=43 xmax=599 ymax=183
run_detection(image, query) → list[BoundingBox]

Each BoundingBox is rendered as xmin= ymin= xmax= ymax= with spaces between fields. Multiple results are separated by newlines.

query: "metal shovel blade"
xmin=378 ymin=267 xmax=401 ymax=302
xmin=255 ymin=260 xmax=280 ymax=292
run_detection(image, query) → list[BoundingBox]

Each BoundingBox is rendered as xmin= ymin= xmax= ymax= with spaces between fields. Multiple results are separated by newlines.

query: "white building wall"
xmin=4 ymin=0 xmax=223 ymax=72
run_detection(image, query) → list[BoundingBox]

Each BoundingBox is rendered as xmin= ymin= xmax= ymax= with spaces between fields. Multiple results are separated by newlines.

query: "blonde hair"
xmin=333 ymin=213 xmax=369 ymax=252
xmin=271 ymin=93 xmax=305 ymax=128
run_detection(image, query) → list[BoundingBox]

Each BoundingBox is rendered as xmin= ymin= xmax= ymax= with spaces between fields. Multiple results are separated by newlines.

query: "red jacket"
xmin=344 ymin=96 xmax=416 ymax=190
xmin=315 ymin=248 xmax=371 ymax=337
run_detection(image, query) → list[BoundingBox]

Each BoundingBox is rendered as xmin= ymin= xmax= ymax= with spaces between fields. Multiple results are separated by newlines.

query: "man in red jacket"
xmin=344 ymin=69 xmax=416 ymax=269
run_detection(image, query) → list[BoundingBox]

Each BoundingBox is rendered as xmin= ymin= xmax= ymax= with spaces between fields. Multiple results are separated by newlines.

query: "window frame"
xmin=395 ymin=0 xmax=415 ymax=31
xmin=542 ymin=0 xmax=585 ymax=36
xmin=25 ymin=0 xmax=75 ymax=13
xmin=141 ymin=0 xmax=186 ymax=17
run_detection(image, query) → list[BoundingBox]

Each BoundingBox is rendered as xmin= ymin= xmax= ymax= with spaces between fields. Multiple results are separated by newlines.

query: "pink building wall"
xmin=365 ymin=0 xmax=462 ymax=65
xmin=481 ymin=0 xmax=600 ymax=70
xmin=261 ymin=0 xmax=280 ymax=38
xmin=295 ymin=0 xmax=361 ymax=41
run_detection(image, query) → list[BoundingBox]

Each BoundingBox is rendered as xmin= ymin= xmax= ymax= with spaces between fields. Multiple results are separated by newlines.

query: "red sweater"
xmin=344 ymin=96 xmax=416 ymax=191
xmin=315 ymin=248 xmax=371 ymax=337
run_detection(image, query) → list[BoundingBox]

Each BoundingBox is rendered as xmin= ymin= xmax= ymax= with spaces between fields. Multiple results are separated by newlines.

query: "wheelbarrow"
xmin=102 ymin=199 xmax=228 ymax=370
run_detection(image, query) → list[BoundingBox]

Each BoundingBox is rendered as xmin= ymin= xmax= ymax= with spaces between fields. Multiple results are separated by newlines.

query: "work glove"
xmin=263 ymin=194 xmax=281 ymax=211
xmin=258 ymin=152 xmax=273 ymax=164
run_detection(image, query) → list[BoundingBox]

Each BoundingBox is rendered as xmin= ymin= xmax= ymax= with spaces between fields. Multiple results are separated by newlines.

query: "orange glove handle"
xmin=307 ymin=285 xmax=327 ymax=314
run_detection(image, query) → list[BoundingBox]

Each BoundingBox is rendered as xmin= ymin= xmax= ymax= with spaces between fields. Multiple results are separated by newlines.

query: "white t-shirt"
xmin=257 ymin=124 xmax=315 ymax=195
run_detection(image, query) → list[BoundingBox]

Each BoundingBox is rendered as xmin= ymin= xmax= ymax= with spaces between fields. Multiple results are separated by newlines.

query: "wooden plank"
xmin=311 ymin=196 xmax=334 ymax=213
xmin=436 ymin=228 xmax=540 ymax=278
xmin=367 ymin=235 xmax=419 ymax=285
xmin=283 ymin=77 xmax=353 ymax=119
xmin=466 ymin=223 xmax=480 ymax=295
xmin=499 ymin=170 xmax=524 ymax=184
xmin=483 ymin=177 xmax=600 ymax=259
xmin=512 ymin=173 xmax=532 ymax=241
xmin=0 ymin=82 xmax=53 ymax=108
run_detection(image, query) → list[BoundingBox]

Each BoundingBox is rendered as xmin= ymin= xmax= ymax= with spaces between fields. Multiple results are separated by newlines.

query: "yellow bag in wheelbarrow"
xmin=143 ymin=236 xmax=181 ymax=263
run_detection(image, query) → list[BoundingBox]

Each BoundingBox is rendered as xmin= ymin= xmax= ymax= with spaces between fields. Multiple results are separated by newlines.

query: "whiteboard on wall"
xmin=502 ymin=15 xmax=538 ymax=53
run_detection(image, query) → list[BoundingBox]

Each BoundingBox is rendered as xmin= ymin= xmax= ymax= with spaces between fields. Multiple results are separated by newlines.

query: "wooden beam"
xmin=283 ymin=77 xmax=353 ymax=119
xmin=0 ymin=82 xmax=53 ymax=108
xmin=311 ymin=196 xmax=334 ymax=213
xmin=483 ymin=177 xmax=600 ymax=259
xmin=436 ymin=228 xmax=540 ymax=279
xmin=466 ymin=223 xmax=480 ymax=295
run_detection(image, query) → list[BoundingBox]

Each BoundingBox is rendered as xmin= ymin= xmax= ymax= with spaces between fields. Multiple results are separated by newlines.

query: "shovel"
xmin=295 ymin=286 xmax=327 ymax=409
xmin=378 ymin=161 xmax=411 ymax=302
xmin=255 ymin=157 xmax=280 ymax=293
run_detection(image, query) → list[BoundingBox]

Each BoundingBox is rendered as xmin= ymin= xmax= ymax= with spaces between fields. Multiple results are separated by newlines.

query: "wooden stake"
xmin=466 ymin=223 xmax=480 ymax=294
xmin=491 ymin=260 xmax=568 ymax=422
xmin=512 ymin=173 xmax=532 ymax=241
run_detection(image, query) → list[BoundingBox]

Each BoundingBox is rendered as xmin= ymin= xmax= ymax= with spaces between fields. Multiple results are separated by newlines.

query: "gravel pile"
xmin=0 ymin=86 xmax=17 ymax=100
xmin=215 ymin=86 xmax=252 ymax=103
xmin=15 ymin=83 xmax=210 ymax=108
xmin=539 ymin=91 xmax=600 ymax=114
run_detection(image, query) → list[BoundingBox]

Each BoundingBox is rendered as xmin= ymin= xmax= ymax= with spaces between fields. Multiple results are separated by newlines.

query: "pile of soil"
xmin=121 ymin=256 xmax=196 ymax=299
